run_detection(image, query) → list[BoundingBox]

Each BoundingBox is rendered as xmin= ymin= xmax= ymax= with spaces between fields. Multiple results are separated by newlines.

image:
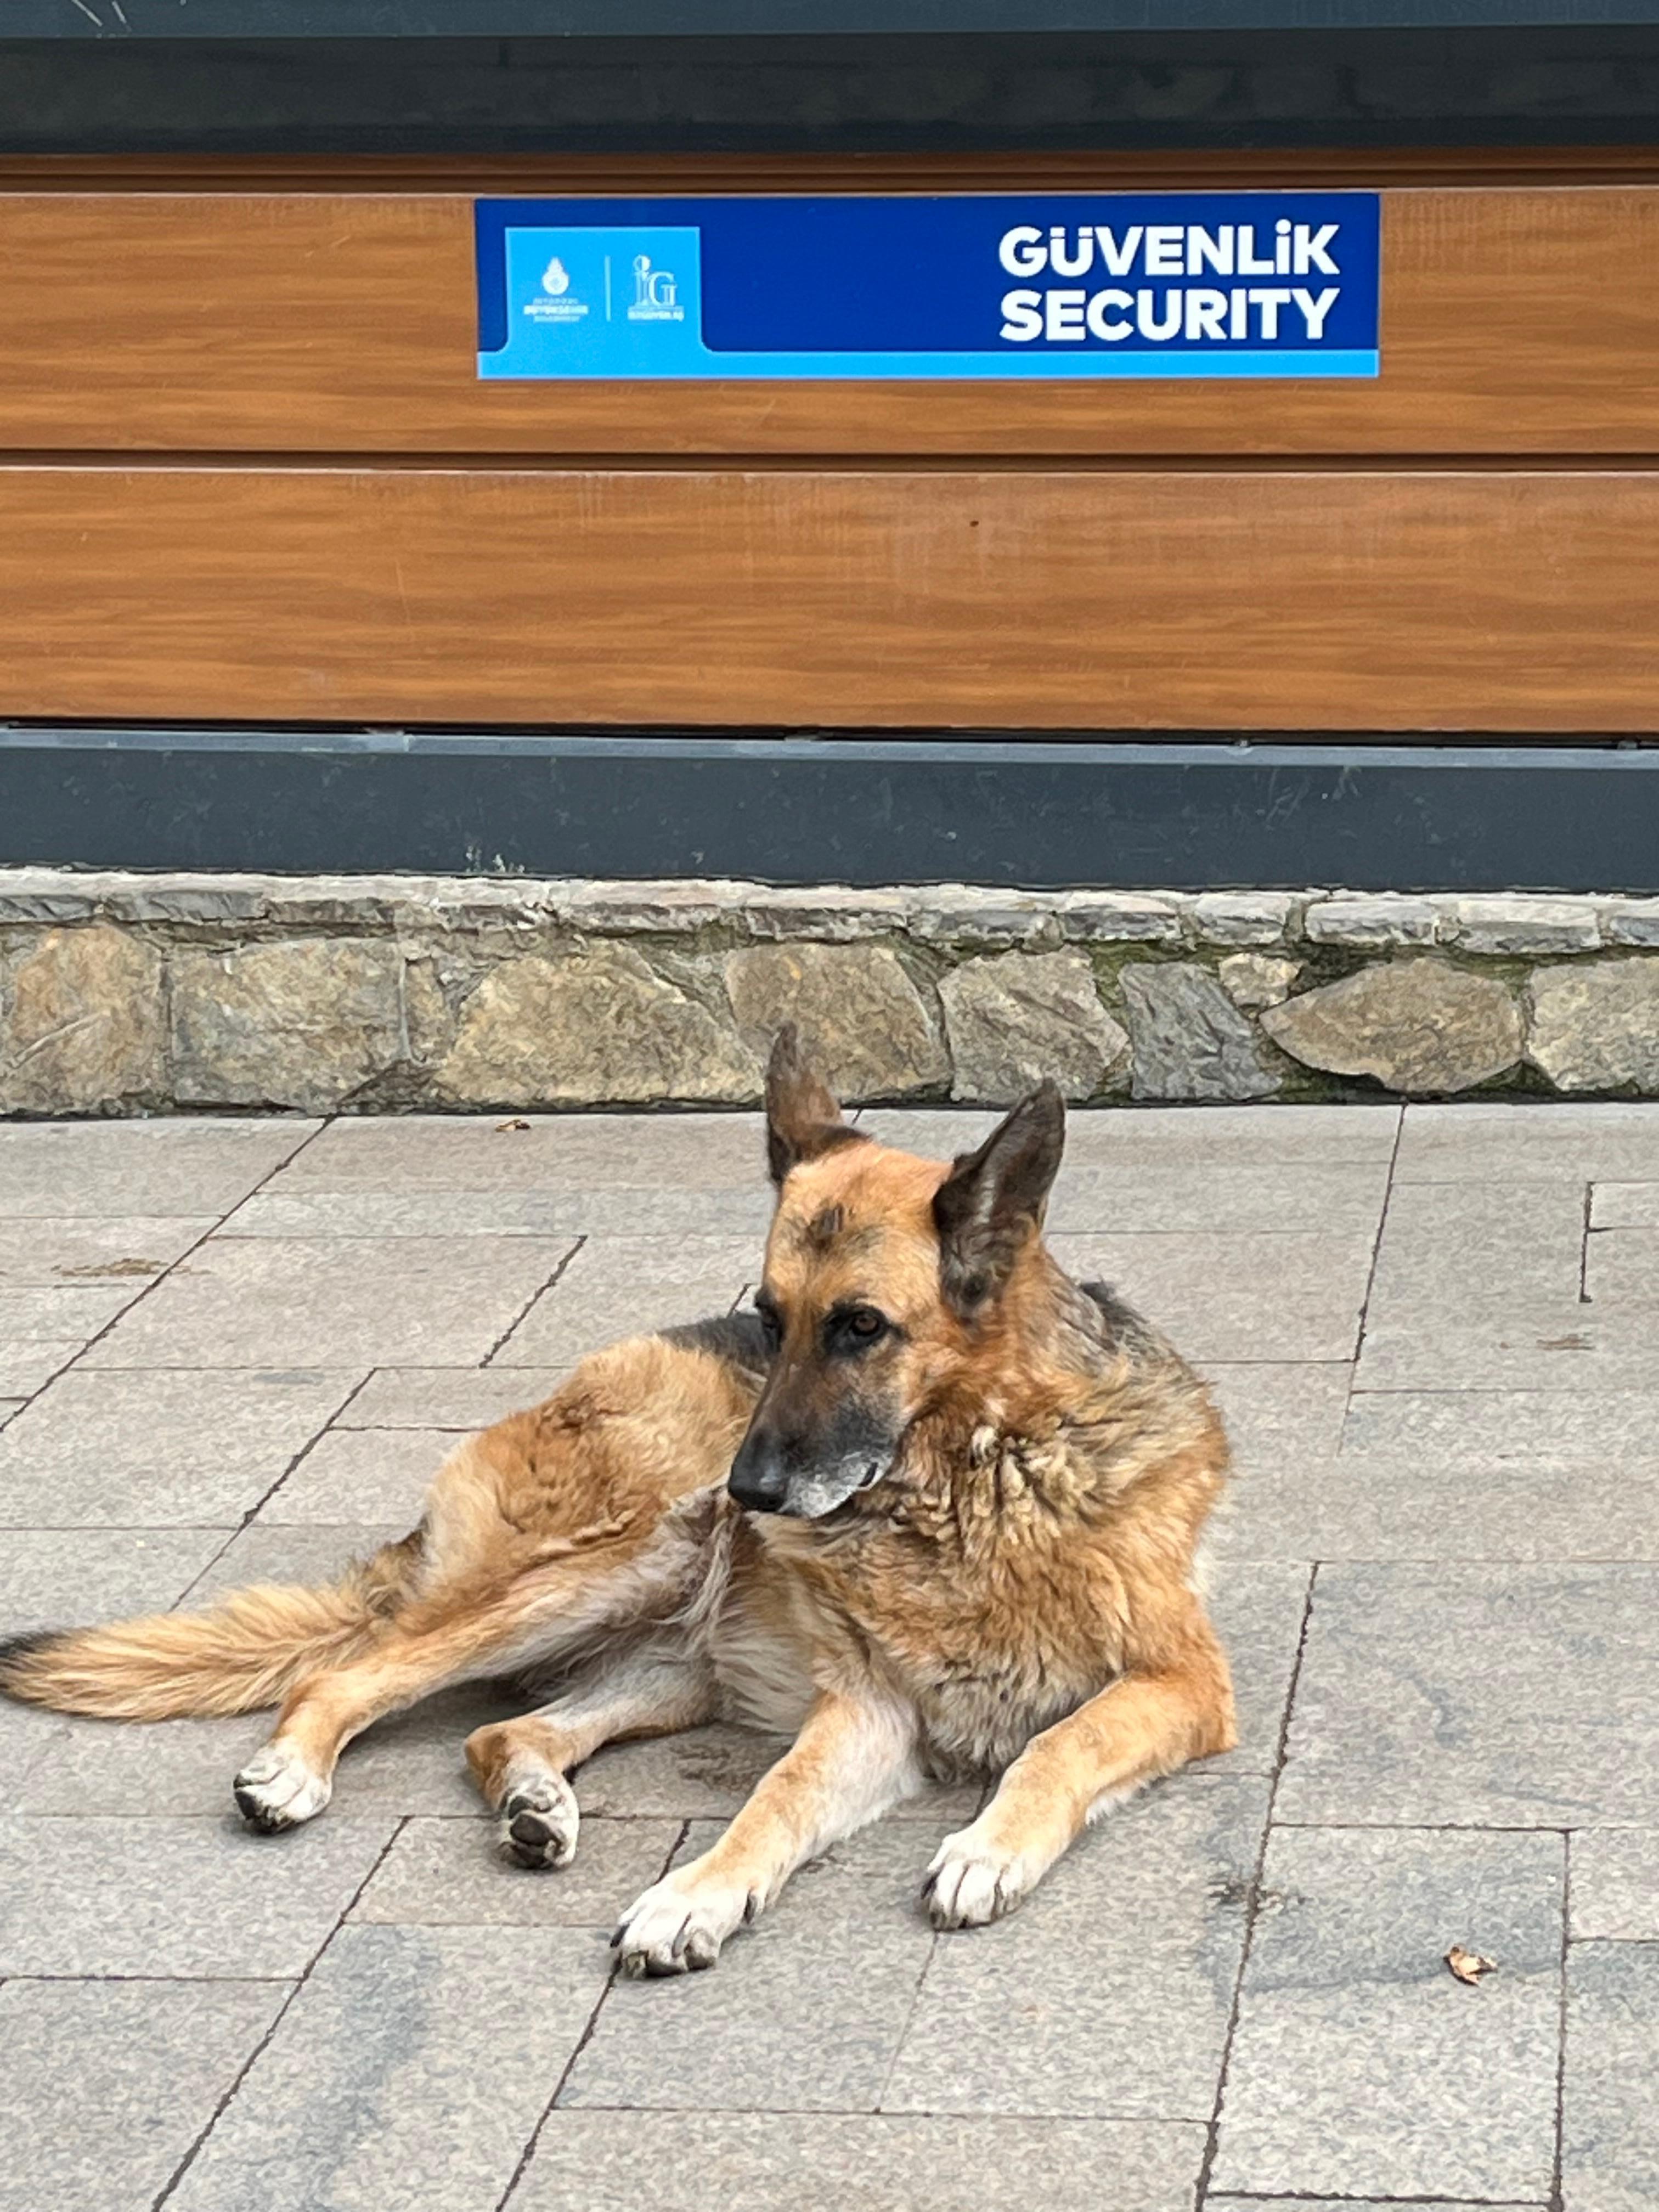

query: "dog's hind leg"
xmin=233 ymin=1604 xmax=539 ymax=1833
xmin=465 ymin=1641 xmax=716 ymax=1870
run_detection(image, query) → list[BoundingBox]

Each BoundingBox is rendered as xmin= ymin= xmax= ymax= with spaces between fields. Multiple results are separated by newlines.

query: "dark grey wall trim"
xmin=4 ymin=25 xmax=1659 ymax=153
xmin=13 ymin=0 xmax=1659 ymax=35
xmin=2 ymin=727 xmax=1655 ymax=893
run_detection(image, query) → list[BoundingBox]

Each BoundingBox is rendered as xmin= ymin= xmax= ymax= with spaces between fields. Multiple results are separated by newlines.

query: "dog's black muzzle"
xmin=727 ymin=1431 xmax=790 ymax=1514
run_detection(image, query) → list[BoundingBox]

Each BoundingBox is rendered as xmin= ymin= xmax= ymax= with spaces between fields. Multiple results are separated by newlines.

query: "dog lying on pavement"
xmin=0 ymin=1026 xmax=1235 ymax=1975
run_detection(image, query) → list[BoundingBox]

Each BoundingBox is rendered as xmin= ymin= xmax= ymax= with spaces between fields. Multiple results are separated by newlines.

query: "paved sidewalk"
xmin=1 ymin=1101 xmax=1656 ymax=2212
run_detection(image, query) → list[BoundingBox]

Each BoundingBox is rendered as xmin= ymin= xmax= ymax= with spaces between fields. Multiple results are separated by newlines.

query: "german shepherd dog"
xmin=0 ymin=1029 xmax=1235 ymax=1974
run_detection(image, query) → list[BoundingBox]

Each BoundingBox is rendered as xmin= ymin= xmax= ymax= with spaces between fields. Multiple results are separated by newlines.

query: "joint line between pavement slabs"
xmin=482 ymin=1237 xmax=586 ymax=1369
xmin=1195 ymin=1558 xmax=1319 ymax=2211
xmin=492 ymin=1817 xmax=695 ymax=2212
xmin=149 ymin=1812 xmax=409 ymax=2212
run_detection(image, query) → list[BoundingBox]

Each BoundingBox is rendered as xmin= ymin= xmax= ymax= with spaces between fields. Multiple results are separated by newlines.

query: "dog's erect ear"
xmin=764 ymin=1025 xmax=862 ymax=1186
xmin=932 ymin=1082 xmax=1065 ymax=1314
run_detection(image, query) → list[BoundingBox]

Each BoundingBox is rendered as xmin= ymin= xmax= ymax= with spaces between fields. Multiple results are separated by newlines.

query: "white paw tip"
xmin=233 ymin=1743 xmax=331 ymax=1833
xmin=611 ymin=1876 xmax=741 ymax=1977
xmin=500 ymin=1776 xmax=580 ymax=1870
xmin=923 ymin=1837 xmax=1030 ymax=1930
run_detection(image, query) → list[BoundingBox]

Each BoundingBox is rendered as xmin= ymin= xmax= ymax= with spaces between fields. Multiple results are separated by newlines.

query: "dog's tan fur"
xmin=0 ymin=1032 xmax=1234 ymax=1971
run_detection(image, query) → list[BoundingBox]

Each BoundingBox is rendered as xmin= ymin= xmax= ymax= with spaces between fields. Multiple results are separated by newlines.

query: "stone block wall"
xmin=2 ymin=871 xmax=1658 ymax=1115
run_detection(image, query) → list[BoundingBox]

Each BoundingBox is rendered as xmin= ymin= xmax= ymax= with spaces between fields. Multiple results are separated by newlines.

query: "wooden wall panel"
xmin=1 ymin=188 xmax=1658 ymax=455
xmin=2 ymin=464 xmax=1655 ymax=731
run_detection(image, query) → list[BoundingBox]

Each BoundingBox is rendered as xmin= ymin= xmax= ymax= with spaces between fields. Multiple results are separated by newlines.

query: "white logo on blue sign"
xmin=628 ymin=254 xmax=684 ymax=321
xmin=476 ymin=194 xmax=1380 ymax=382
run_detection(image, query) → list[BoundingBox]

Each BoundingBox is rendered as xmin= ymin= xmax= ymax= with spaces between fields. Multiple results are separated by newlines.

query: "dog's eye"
xmin=843 ymin=1307 xmax=888 ymax=1343
xmin=755 ymin=1301 xmax=783 ymax=1347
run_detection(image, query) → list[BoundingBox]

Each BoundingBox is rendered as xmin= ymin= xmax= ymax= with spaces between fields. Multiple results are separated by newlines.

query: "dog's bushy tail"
xmin=0 ymin=1526 xmax=425 ymax=1720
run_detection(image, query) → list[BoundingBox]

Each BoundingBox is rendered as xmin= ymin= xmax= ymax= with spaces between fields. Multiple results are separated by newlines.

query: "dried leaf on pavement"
xmin=1446 ymin=1945 xmax=1498 ymax=1985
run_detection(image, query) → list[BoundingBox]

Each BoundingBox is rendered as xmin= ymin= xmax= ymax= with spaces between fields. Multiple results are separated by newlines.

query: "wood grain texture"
xmin=2 ymin=462 xmax=1655 ymax=731
xmin=1 ymin=188 xmax=1659 ymax=455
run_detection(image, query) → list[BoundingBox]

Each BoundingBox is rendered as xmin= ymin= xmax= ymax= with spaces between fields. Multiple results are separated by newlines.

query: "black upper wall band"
xmin=13 ymin=2 xmax=1659 ymax=34
xmin=3 ymin=729 xmax=1656 ymax=893
xmin=3 ymin=25 xmax=1658 ymax=154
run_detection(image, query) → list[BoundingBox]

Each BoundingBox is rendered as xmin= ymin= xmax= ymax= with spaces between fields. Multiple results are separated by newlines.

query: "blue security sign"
xmin=475 ymin=194 xmax=1379 ymax=381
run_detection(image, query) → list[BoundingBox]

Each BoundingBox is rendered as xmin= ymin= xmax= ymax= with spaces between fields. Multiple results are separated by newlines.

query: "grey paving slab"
xmin=1047 ymin=1231 xmax=1375 ymax=1362
xmin=1563 ymin=1942 xmax=1659 ymax=2212
xmin=882 ymin=1773 xmax=1268 ymax=2121
xmin=563 ymin=1820 xmax=935 ymax=2113
xmin=0 ymin=1366 xmax=362 ymax=1526
xmin=1218 ymin=1384 xmax=1659 ymax=1563
xmin=261 ymin=1423 xmax=456 ymax=1525
xmin=1571 ymin=1830 xmax=1659 ymax=1939
xmin=353 ymin=1813 xmax=682 ymax=1927
xmin=0 ymin=1212 xmax=215 ymax=1284
xmin=79 ymin=1233 xmax=578 ymax=1368
xmin=1203 ymin=1362 xmax=1349 ymax=1561
xmin=0 ymin=1978 xmax=291 ymax=2212
xmin=0 ymin=1118 xmax=320 ymax=1217
xmin=1584 ymin=1226 xmax=1659 ymax=1308
xmin=1591 ymin=1180 xmax=1659 ymax=1228
xmin=183 ymin=1517 xmax=410 ymax=1602
xmin=338 ymin=1365 xmax=569 ymax=1427
xmin=1344 ymin=1386 xmax=1659 ymax=1468
xmin=0 ymin=1398 xmax=20 ymax=1426
xmin=574 ymin=1724 xmax=786 ymax=1820
xmin=1043 ymin=1160 xmax=1392 ymax=1237
xmin=223 ymin=1184 xmax=778 ymax=1238
xmin=16 ymin=1681 xmax=529 ymax=1821
xmin=494 ymin=1234 xmax=753 ymax=1367
xmin=1278 ymin=1562 xmax=1659 ymax=1826
xmin=281 ymin=1110 xmax=770 ymax=1192
xmin=1273 ymin=1387 xmax=1659 ymax=1561
xmin=513 ymin=2112 xmax=1208 ymax=2212
xmin=856 ymin=1109 xmax=1011 ymax=1156
xmin=15 ymin=1706 xmax=282 ymax=1819
xmin=0 ymin=1338 xmax=78 ymax=1395
xmin=1205 ymin=1362 xmax=1354 ymax=1463
xmin=1227 ymin=1446 xmax=1659 ymax=1564
xmin=1356 ymin=1305 xmax=1659 ymax=1392
xmin=862 ymin=1103 xmax=1401 ymax=1165
xmin=168 ymin=1923 xmax=609 ymax=2212
xmin=1205 ymin=1563 xmax=1312 ymax=1773
xmin=0 ymin=1813 xmax=397 ymax=1976
xmin=575 ymin=1721 xmax=983 ymax=1825
xmin=2 ymin=1519 xmax=219 ymax=1812
xmin=0 ymin=1701 xmax=65 ymax=1815
xmin=1 ymin=1526 xmax=227 ymax=1812
xmin=0 ymin=1281 xmax=145 ymax=1339
xmin=1210 ymin=2201 xmax=1543 ymax=2210
xmin=1365 ymin=1181 xmax=1588 ymax=1318
xmin=0 ymin=1522 xmax=232 ymax=1635
xmin=1395 ymin=1101 xmax=1659 ymax=1184
xmin=1210 ymin=1826 xmax=1564 ymax=2204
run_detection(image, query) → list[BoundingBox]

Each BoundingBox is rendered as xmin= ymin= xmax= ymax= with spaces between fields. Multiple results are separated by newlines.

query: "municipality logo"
xmin=627 ymin=253 xmax=684 ymax=323
xmin=524 ymin=251 xmax=588 ymax=325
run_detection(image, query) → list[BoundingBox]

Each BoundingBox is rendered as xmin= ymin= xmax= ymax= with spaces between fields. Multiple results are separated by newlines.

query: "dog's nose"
xmin=728 ymin=1434 xmax=789 ymax=1514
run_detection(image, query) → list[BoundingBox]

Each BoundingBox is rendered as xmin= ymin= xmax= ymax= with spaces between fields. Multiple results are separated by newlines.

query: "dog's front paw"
xmin=923 ymin=1827 xmax=1032 ymax=1929
xmin=499 ymin=1770 xmax=580 ymax=1870
xmin=234 ymin=1741 xmax=331 ymax=1833
xmin=611 ymin=1870 xmax=749 ymax=1978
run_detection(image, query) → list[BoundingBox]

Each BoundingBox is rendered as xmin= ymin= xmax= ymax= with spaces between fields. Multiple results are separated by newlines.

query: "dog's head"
xmin=726 ymin=1025 xmax=1064 ymax=1519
